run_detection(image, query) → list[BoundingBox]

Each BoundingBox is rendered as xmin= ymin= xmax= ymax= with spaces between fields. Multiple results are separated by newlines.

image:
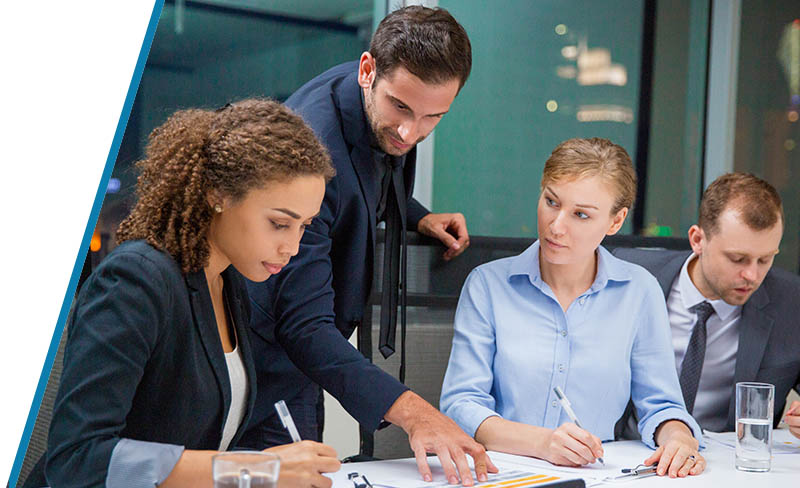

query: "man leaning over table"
xmin=615 ymin=172 xmax=800 ymax=439
xmin=238 ymin=6 xmax=498 ymax=486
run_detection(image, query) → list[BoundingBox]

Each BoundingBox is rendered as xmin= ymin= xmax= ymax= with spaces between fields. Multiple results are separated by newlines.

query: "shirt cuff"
xmin=451 ymin=403 xmax=501 ymax=438
xmin=639 ymin=408 xmax=705 ymax=450
xmin=106 ymin=438 xmax=185 ymax=488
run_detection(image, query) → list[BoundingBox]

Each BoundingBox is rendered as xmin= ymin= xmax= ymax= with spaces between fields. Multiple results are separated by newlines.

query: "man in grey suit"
xmin=615 ymin=173 xmax=800 ymax=437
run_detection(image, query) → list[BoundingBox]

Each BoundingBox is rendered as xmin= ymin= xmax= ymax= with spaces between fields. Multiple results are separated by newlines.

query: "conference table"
xmin=330 ymin=431 xmax=799 ymax=487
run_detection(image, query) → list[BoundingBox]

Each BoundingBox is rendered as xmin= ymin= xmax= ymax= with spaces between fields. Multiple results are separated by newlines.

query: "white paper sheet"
xmin=329 ymin=442 xmax=661 ymax=488
xmin=329 ymin=454 xmax=590 ymax=488
xmin=705 ymin=429 xmax=800 ymax=454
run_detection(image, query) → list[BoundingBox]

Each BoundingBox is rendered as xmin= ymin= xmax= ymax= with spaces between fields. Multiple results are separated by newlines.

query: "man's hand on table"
xmin=784 ymin=401 xmax=800 ymax=439
xmin=384 ymin=391 xmax=498 ymax=485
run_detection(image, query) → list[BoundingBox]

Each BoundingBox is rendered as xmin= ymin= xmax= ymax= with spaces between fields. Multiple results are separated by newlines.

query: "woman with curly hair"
xmin=44 ymin=99 xmax=340 ymax=488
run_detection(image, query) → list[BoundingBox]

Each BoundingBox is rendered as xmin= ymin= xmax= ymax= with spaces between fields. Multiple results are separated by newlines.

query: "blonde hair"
xmin=542 ymin=137 xmax=637 ymax=215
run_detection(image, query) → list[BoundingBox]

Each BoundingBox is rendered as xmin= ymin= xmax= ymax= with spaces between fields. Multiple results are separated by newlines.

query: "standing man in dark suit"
xmin=239 ymin=6 xmax=498 ymax=485
xmin=615 ymin=173 xmax=800 ymax=436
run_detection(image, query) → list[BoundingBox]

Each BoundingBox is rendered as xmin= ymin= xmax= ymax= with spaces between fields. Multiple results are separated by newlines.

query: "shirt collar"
xmin=508 ymin=240 xmax=632 ymax=292
xmin=678 ymin=254 xmax=741 ymax=321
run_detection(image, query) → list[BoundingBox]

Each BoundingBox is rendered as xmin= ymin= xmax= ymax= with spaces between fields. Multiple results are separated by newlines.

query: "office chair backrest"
xmin=15 ymin=253 xmax=93 ymax=487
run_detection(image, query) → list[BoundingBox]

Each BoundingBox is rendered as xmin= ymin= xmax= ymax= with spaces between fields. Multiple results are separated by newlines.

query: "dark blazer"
xmin=240 ymin=61 xmax=428 ymax=446
xmin=614 ymin=248 xmax=800 ymax=430
xmin=45 ymin=240 xmax=257 ymax=487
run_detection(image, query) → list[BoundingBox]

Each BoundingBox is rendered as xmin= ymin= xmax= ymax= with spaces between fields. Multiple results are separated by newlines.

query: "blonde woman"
xmin=441 ymin=138 xmax=706 ymax=478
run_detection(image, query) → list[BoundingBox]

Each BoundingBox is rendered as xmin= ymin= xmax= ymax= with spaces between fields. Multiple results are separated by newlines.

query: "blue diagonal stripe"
xmin=7 ymin=1 xmax=164 ymax=486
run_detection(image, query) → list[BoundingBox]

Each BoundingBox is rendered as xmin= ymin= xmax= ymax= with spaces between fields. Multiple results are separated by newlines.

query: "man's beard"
xmin=364 ymin=90 xmax=420 ymax=156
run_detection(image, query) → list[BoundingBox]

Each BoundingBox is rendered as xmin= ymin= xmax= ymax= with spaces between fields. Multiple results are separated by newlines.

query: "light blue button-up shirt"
xmin=440 ymin=241 xmax=703 ymax=449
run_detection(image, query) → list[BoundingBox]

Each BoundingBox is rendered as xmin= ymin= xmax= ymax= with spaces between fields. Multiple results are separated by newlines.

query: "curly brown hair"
xmin=117 ymin=98 xmax=335 ymax=272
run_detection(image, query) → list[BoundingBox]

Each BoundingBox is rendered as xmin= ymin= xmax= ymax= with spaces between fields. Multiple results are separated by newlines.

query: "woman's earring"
xmin=214 ymin=204 xmax=223 ymax=213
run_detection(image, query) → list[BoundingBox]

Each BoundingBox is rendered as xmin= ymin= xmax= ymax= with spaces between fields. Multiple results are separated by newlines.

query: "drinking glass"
xmin=735 ymin=382 xmax=774 ymax=472
xmin=213 ymin=451 xmax=280 ymax=488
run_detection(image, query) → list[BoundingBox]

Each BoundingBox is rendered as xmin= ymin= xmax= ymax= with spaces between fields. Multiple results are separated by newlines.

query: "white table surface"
xmin=331 ymin=435 xmax=799 ymax=487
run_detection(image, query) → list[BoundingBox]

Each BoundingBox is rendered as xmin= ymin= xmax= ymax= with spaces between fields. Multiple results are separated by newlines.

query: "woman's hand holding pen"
xmin=646 ymin=420 xmax=705 ymax=478
xmin=540 ymin=423 xmax=604 ymax=467
xmin=265 ymin=440 xmax=341 ymax=488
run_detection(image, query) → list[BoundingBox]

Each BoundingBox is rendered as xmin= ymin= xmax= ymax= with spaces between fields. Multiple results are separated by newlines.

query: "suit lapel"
xmin=727 ymin=286 xmax=773 ymax=427
xmin=655 ymin=251 xmax=692 ymax=298
xmin=222 ymin=268 xmax=258 ymax=446
xmin=185 ymin=270 xmax=232 ymax=436
xmin=337 ymin=70 xmax=378 ymax=262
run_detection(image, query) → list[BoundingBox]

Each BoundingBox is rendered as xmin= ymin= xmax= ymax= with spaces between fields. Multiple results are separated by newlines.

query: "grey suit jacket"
xmin=614 ymin=248 xmax=800 ymax=430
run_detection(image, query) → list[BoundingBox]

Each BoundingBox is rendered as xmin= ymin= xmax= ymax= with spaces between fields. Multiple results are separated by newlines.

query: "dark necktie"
xmin=679 ymin=301 xmax=715 ymax=413
xmin=378 ymin=156 xmax=408 ymax=382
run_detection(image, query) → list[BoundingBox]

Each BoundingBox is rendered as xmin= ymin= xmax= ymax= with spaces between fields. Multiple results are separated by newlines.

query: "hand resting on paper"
xmin=784 ymin=401 xmax=800 ymax=439
xmin=644 ymin=420 xmax=705 ymax=478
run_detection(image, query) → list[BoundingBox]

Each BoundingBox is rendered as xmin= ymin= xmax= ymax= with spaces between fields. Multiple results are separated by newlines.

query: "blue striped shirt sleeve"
xmin=106 ymin=438 xmax=184 ymax=488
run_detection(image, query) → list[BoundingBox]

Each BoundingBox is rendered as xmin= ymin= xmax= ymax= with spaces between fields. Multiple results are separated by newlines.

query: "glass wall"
xmin=93 ymin=0 xmax=721 ymax=254
xmin=89 ymin=1 xmax=796 ymax=266
xmin=433 ymin=0 xmax=646 ymax=237
xmin=734 ymin=0 xmax=800 ymax=271
xmin=643 ymin=0 xmax=710 ymax=238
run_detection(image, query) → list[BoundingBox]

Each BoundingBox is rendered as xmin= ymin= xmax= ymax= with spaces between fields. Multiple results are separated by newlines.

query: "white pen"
xmin=274 ymin=400 xmax=302 ymax=443
xmin=552 ymin=386 xmax=605 ymax=465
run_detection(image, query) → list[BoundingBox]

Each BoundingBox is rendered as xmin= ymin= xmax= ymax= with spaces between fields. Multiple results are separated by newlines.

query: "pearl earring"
xmin=214 ymin=204 xmax=223 ymax=213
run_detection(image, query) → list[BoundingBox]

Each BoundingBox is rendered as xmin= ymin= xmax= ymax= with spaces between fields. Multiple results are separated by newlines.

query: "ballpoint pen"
xmin=274 ymin=400 xmax=302 ymax=442
xmin=552 ymin=386 xmax=605 ymax=465
xmin=613 ymin=463 xmax=657 ymax=480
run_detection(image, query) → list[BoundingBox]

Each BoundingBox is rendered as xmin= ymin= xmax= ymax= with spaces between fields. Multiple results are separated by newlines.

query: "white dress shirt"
xmin=668 ymin=254 xmax=742 ymax=431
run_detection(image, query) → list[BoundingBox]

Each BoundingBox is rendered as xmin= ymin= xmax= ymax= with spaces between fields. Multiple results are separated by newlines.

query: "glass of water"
xmin=735 ymin=382 xmax=774 ymax=472
xmin=213 ymin=451 xmax=280 ymax=488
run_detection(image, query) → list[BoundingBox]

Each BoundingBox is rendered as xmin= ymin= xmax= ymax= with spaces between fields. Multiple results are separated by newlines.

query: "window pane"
xmin=734 ymin=1 xmax=800 ymax=271
xmin=434 ymin=0 xmax=645 ymax=237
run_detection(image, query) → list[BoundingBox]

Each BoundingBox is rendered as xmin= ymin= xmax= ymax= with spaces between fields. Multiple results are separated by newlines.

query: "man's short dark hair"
xmin=370 ymin=5 xmax=472 ymax=90
xmin=698 ymin=172 xmax=784 ymax=236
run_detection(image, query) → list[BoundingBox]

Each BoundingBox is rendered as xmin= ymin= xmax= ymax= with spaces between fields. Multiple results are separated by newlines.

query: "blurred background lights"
xmin=785 ymin=139 xmax=796 ymax=151
xmin=546 ymin=100 xmax=558 ymax=112
xmin=788 ymin=111 xmax=798 ymax=122
xmin=561 ymin=45 xmax=578 ymax=59
xmin=556 ymin=65 xmax=578 ymax=79
xmin=577 ymin=48 xmax=627 ymax=86
xmin=555 ymin=24 xmax=567 ymax=35
xmin=577 ymin=105 xmax=634 ymax=123
xmin=90 ymin=232 xmax=102 ymax=252
xmin=107 ymin=177 xmax=121 ymax=194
